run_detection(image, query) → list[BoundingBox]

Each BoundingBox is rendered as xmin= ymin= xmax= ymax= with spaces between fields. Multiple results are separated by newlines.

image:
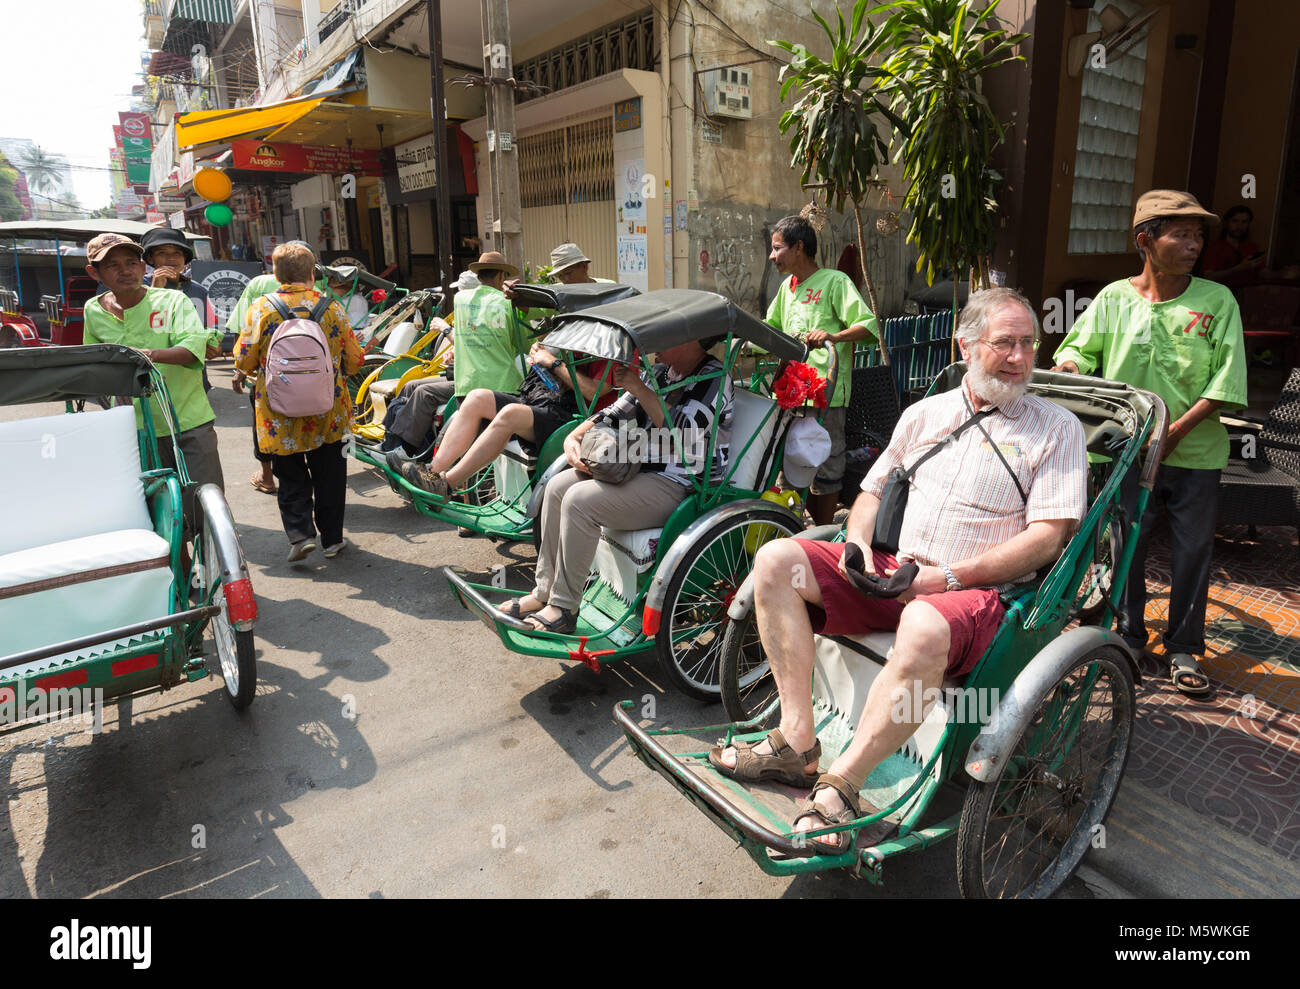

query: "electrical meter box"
xmin=702 ymin=67 xmax=753 ymax=119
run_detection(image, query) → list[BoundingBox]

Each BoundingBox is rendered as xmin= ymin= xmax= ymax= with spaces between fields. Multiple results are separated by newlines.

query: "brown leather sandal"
xmin=790 ymin=772 xmax=863 ymax=856
xmin=707 ymin=727 xmax=821 ymax=787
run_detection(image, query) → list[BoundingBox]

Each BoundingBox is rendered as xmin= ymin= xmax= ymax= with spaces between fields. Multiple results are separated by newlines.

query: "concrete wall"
xmin=514 ymin=1 xmax=644 ymax=62
xmin=667 ymin=0 xmax=913 ymax=317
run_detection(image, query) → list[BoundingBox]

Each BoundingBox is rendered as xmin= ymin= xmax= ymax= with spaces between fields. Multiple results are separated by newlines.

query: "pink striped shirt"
xmin=863 ymin=376 xmax=1087 ymax=581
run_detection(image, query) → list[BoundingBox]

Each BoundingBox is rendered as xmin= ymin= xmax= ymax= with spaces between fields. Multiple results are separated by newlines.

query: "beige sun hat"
xmin=549 ymin=243 xmax=591 ymax=274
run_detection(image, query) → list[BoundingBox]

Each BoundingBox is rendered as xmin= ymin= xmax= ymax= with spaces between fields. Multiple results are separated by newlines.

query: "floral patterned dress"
xmin=235 ymin=283 xmax=364 ymax=455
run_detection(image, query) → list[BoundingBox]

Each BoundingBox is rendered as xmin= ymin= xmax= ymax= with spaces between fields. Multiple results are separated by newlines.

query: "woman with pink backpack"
xmin=235 ymin=242 xmax=364 ymax=562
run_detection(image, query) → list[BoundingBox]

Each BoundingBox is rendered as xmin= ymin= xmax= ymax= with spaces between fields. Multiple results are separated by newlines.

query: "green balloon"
xmin=205 ymin=203 xmax=233 ymax=227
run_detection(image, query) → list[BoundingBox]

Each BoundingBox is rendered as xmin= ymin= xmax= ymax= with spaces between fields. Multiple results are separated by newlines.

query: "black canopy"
xmin=542 ymin=289 xmax=806 ymax=364
xmin=0 ymin=345 xmax=153 ymax=405
xmin=509 ymin=281 xmax=640 ymax=313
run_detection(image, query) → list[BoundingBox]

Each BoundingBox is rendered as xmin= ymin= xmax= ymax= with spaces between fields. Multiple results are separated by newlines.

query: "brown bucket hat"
xmin=467 ymin=250 xmax=520 ymax=279
xmin=1132 ymin=190 xmax=1219 ymax=229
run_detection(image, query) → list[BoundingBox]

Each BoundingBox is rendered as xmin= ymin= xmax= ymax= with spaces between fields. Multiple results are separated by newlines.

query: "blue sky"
xmin=3 ymin=1 xmax=147 ymax=210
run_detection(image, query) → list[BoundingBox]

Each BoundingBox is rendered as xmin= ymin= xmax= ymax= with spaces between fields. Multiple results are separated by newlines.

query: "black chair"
xmin=1218 ymin=367 xmax=1300 ymax=549
xmin=842 ymin=363 xmax=901 ymax=496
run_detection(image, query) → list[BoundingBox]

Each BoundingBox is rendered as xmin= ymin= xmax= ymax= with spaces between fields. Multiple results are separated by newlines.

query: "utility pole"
xmin=482 ymin=0 xmax=522 ymax=271
xmin=427 ymin=0 xmax=455 ymax=310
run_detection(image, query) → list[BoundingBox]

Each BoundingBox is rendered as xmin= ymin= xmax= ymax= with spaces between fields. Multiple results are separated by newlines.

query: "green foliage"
xmin=522 ymin=263 xmax=556 ymax=284
xmin=768 ymin=0 xmax=903 ymax=216
xmin=0 ymin=154 xmax=23 ymax=222
xmin=880 ymin=0 xmax=1027 ymax=283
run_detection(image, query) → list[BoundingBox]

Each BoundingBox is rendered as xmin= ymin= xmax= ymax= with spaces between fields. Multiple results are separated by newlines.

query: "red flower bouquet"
xmin=369 ymin=289 xmax=388 ymax=304
xmin=773 ymin=361 xmax=828 ymax=410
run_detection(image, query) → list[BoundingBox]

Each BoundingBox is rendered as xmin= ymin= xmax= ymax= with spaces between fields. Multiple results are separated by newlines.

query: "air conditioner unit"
xmin=703 ymin=67 xmax=753 ymax=120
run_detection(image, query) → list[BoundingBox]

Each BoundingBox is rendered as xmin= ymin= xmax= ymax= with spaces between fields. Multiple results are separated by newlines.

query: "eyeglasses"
xmin=979 ymin=336 xmax=1039 ymax=356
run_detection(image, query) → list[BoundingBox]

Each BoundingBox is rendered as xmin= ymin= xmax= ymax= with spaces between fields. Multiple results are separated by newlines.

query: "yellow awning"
xmin=176 ymin=96 xmax=327 ymax=151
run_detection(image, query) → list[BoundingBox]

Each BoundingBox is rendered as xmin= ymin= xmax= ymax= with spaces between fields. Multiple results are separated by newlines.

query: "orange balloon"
xmin=194 ymin=167 xmax=232 ymax=202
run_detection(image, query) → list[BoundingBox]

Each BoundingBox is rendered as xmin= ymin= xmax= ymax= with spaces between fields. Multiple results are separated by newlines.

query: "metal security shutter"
xmin=519 ymin=116 xmax=616 ymax=279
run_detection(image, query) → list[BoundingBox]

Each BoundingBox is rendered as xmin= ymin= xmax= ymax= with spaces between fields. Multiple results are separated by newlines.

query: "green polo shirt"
xmin=452 ymin=284 xmax=523 ymax=397
xmin=1054 ymin=277 xmax=1248 ymax=470
xmin=83 ymin=286 xmax=214 ymax=436
xmin=225 ymin=274 xmax=329 ymax=334
xmin=764 ymin=268 xmax=877 ymax=408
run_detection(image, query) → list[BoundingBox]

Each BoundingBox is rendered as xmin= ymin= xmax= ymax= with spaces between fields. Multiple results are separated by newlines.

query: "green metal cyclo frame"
xmin=614 ymin=369 xmax=1165 ymax=879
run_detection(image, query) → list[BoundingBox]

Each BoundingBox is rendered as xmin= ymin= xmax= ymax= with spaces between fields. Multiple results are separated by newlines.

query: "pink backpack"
xmin=264 ymin=296 xmax=335 ymax=417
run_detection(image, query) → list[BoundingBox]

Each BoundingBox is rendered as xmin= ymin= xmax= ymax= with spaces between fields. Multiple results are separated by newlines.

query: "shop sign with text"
xmin=232 ymin=140 xmax=382 ymax=176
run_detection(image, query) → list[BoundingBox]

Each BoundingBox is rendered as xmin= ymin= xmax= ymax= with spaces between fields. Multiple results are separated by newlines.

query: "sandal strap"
xmin=766 ymin=727 xmax=822 ymax=766
xmin=811 ymin=772 xmax=863 ymax=819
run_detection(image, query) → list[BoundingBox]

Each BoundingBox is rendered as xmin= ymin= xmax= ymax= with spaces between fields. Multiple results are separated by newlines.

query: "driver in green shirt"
xmin=81 ymin=232 xmax=224 ymax=544
xmin=765 ymin=214 xmax=879 ymax=525
xmin=1053 ymin=190 xmax=1248 ymax=697
xmin=453 ymin=251 xmax=525 ymax=398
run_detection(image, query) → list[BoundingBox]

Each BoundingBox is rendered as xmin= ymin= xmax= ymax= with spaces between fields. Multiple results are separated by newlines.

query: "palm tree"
xmin=18 ymin=145 xmax=68 ymax=198
xmin=770 ymin=0 xmax=903 ymax=364
xmin=882 ymin=0 xmax=1027 ymax=293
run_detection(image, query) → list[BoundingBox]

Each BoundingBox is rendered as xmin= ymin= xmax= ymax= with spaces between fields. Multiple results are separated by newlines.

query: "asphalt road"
xmin=0 ymin=360 xmax=1098 ymax=899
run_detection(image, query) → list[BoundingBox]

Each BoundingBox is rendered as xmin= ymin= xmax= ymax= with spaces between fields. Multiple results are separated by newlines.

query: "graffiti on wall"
xmin=690 ymin=202 xmax=908 ymax=317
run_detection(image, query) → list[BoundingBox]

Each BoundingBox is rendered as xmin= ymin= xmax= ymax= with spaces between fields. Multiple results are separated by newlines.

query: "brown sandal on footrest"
xmin=708 ymin=727 xmax=821 ymax=787
xmin=790 ymin=772 xmax=863 ymax=856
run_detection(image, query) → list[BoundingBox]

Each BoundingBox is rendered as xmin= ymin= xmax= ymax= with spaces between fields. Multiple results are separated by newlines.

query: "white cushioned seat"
xmin=382 ymin=321 xmax=418 ymax=357
xmin=369 ymin=377 xmax=403 ymax=400
xmin=813 ymin=632 xmax=953 ymax=769
xmin=492 ymin=439 xmax=535 ymax=506
xmin=0 ymin=407 xmax=174 ymax=671
xmin=0 ymin=405 xmax=151 ymax=557
xmin=593 ymin=526 xmax=661 ymax=603
xmin=0 ymin=529 xmax=169 ymax=593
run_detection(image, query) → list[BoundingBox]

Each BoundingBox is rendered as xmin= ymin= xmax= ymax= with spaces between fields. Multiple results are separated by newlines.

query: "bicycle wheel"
xmin=655 ymin=509 xmax=799 ymax=702
xmin=1076 ymin=515 xmax=1124 ymax=624
xmin=955 ymin=645 xmax=1134 ymax=898
xmin=200 ymin=510 xmax=257 ymax=709
xmin=719 ymin=607 xmax=780 ymax=728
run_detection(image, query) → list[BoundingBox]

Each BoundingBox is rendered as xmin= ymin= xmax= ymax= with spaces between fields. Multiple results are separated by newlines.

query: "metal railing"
xmin=855 ymin=311 xmax=955 ymax=407
xmin=318 ymin=0 xmax=367 ymax=43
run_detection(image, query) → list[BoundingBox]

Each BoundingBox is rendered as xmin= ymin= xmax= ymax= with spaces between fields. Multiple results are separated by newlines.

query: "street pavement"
xmin=0 ymin=360 xmax=1294 ymax=899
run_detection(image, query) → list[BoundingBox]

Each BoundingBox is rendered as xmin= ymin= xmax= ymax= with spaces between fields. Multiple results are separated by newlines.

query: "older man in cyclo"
xmin=711 ymin=288 xmax=1087 ymax=852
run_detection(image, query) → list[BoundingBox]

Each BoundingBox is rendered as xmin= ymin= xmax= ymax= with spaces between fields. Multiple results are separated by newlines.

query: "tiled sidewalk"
xmin=1125 ymin=524 xmax=1300 ymax=862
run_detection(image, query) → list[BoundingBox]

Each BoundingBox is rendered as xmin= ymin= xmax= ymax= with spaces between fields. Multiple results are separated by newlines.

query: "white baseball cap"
xmin=782 ymin=416 xmax=832 ymax=488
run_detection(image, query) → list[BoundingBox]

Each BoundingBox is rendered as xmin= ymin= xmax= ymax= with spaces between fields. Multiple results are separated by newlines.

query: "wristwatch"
xmin=941 ymin=564 xmax=962 ymax=592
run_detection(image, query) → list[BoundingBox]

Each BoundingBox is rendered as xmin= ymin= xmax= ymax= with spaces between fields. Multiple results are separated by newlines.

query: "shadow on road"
xmin=0 ymin=593 xmax=387 ymax=898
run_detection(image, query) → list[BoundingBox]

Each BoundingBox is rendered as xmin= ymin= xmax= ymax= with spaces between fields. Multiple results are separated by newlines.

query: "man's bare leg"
xmin=428 ymin=388 xmax=496 ymax=474
xmin=716 ymin=538 xmax=824 ymax=773
xmin=444 ymin=404 xmax=536 ymax=488
xmin=796 ymin=600 xmax=949 ymax=846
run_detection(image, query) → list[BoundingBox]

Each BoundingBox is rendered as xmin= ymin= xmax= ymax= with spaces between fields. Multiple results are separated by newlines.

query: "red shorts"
xmin=794 ymin=539 xmax=1006 ymax=678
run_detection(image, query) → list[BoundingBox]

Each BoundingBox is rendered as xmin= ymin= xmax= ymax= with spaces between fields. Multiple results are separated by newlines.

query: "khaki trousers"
xmin=532 ymin=468 xmax=687 ymax=611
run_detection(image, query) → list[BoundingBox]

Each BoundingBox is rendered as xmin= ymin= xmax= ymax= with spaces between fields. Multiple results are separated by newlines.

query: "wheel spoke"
xmin=663 ymin=513 xmax=797 ymax=695
xmin=964 ymin=651 xmax=1133 ymax=898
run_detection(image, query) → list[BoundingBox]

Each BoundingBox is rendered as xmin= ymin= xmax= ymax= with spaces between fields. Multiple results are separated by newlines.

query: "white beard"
xmin=967 ymin=361 xmax=1029 ymax=408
